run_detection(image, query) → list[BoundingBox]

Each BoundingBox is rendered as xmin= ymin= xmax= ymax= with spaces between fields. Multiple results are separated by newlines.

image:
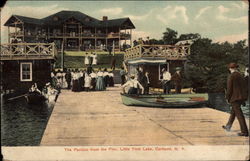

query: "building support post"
xmin=48 ymin=27 xmax=50 ymax=39
xmin=94 ymin=28 xmax=97 ymax=51
xmin=14 ymin=23 xmax=17 ymax=38
xmin=105 ymin=28 xmax=108 ymax=49
xmin=22 ymin=23 xmax=25 ymax=42
xmin=130 ymin=29 xmax=132 ymax=47
xmin=125 ymin=29 xmax=127 ymax=45
xmin=8 ymin=27 xmax=10 ymax=43
xmin=119 ymin=27 xmax=121 ymax=52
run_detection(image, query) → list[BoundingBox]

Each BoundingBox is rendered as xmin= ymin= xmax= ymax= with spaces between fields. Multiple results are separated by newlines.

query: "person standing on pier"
xmin=161 ymin=68 xmax=171 ymax=94
xmin=95 ymin=68 xmax=106 ymax=91
xmin=222 ymin=63 xmax=248 ymax=137
xmin=65 ymin=69 xmax=72 ymax=89
xmin=120 ymin=67 xmax=126 ymax=85
xmin=72 ymin=70 xmax=79 ymax=92
xmin=142 ymin=71 xmax=150 ymax=94
xmin=90 ymin=71 xmax=97 ymax=90
xmin=103 ymin=68 xmax=109 ymax=87
xmin=171 ymin=67 xmax=182 ymax=94
xmin=84 ymin=73 xmax=92 ymax=92
xmin=109 ymin=71 xmax=114 ymax=87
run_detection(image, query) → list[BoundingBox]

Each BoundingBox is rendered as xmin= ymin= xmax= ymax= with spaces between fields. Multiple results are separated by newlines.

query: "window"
xmin=20 ymin=62 xmax=32 ymax=81
xmin=53 ymin=16 xmax=59 ymax=21
xmin=85 ymin=17 xmax=90 ymax=22
xmin=159 ymin=63 xmax=169 ymax=80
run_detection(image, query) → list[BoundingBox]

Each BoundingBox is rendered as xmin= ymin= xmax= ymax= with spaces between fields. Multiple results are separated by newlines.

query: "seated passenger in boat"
xmin=122 ymin=74 xmax=144 ymax=95
xmin=29 ymin=83 xmax=41 ymax=94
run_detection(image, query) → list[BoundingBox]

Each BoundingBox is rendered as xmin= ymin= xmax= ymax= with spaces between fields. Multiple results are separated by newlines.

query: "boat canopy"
xmin=127 ymin=58 xmax=167 ymax=65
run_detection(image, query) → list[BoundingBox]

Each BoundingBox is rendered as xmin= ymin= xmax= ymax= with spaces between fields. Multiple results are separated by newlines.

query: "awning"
xmin=127 ymin=58 xmax=167 ymax=65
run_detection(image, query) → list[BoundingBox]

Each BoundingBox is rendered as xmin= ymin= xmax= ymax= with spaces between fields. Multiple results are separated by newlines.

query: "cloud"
xmin=156 ymin=5 xmax=189 ymax=25
xmin=216 ymin=5 xmax=247 ymax=24
xmin=124 ymin=10 xmax=153 ymax=21
xmin=195 ymin=6 xmax=211 ymax=20
xmin=214 ymin=32 xmax=248 ymax=43
xmin=231 ymin=2 xmax=248 ymax=10
xmin=132 ymin=30 xmax=151 ymax=41
xmin=99 ymin=7 xmax=123 ymax=15
xmin=1 ymin=4 xmax=69 ymax=43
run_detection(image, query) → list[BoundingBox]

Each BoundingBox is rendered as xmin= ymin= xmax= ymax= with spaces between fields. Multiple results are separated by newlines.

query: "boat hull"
xmin=121 ymin=93 xmax=208 ymax=108
xmin=25 ymin=92 xmax=47 ymax=104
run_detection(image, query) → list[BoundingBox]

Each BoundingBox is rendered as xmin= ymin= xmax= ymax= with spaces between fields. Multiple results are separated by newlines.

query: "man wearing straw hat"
xmin=222 ymin=63 xmax=248 ymax=136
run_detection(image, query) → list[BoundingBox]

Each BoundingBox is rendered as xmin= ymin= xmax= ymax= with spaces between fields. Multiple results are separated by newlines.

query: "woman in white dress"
xmin=92 ymin=53 xmax=97 ymax=65
xmin=84 ymin=73 xmax=92 ymax=92
xmin=84 ymin=53 xmax=90 ymax=66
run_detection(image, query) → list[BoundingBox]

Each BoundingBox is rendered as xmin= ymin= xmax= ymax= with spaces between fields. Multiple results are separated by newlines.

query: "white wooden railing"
xmin=0 ymin=43 xmax=57 ymax=60
xmin=124 ymin=44 xmax=190 ymax=61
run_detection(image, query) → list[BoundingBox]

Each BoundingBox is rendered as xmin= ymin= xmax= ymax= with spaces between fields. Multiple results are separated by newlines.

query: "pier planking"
xmin=41 ymin=86 xmax=249 ymax=146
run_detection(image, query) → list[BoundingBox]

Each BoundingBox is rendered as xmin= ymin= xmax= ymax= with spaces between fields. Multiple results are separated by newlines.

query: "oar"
xmin=7 ymin=94 xmax=28 ymax=101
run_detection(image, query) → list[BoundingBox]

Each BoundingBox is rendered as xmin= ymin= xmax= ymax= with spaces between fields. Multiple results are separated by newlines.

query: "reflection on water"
xmin=1 ymin=97 xmax=54 ymax=146
xmin=208 ymin=93 xmax=249 ymax=118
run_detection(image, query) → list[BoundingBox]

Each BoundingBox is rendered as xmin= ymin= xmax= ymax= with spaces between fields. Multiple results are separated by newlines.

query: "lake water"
xmin=1 ymin=97 xmax=54 ymax=146
xmin=1 ymin=93 xmax=249 ymax=146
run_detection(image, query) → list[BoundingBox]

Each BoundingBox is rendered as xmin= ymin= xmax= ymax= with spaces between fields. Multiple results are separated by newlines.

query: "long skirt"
xmin=95 ymin=76 xmax=106 ymax=91
xmin=91 ymin=78 xmax=96 ymax=90
xmin=72 ymin=80 xmax=79 ymax=92
xmin=104 ymin=76 xmax=109 ymax=87
xmin=78 ymin=77 xmax=84 ymax=91
xmin=109 ymin=77 xmax=114 ymax=87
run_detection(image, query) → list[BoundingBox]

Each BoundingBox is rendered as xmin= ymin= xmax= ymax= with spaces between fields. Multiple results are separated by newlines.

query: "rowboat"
xmin=25 ymin=92 xmax=47 ymax=104
xmin=120 ymin=93 xmax=208 ymax=108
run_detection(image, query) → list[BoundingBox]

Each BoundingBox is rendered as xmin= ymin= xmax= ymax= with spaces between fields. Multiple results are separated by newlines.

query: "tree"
xmin=185 ymin=38 xmax=248 ymax=93
xmin=162 ymin=28 xmax=178 ymax=45
xmin=178 ymin=33 xmax=201 ymax=41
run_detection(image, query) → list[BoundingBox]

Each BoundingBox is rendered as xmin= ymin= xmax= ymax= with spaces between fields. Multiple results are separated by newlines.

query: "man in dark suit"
xmin=222 ymin=63 xmax=248 ymax=136
xmin=171 ymin=67 xmax=182 ymax=94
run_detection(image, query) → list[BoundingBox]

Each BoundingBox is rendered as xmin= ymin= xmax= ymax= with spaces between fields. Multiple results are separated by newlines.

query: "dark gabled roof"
xmin=100 ymin=18 xmax=135 ymax=29
xmin=4 ymin=10 xmax=136 ymax=29
xmin=4 ymin=15 xmax=42 ymax=26
xmin=42 ymin=10 xmax=99 ymax=27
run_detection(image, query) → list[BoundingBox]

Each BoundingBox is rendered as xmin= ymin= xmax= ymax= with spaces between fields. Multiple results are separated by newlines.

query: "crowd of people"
xmin=50 ymin=67 xmax=115 ymax=92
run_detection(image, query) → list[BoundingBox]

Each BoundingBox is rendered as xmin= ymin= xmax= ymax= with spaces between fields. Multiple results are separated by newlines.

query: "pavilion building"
xmin=4 ymin=10 xmax=135 ymax=51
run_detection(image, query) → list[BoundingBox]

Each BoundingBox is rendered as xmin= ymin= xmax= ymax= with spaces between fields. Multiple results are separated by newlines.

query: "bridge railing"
xmin=0 ymin=43 xmax=57 ymax=60
xmin=124 ymin=44 xmax=190 ymax=61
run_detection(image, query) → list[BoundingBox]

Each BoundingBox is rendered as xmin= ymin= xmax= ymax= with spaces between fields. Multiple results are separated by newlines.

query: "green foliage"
xmin=178 ymin=33 xmax=201 ymax=41
xmin=162 ymin=28 xmax=178 ymax=45
xmin=185 ymin=38 xmax=248 ymax=93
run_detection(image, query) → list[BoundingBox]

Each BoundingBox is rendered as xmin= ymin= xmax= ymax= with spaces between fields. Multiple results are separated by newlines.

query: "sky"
xmin=1 ymin=0 xmax=249 ymax=44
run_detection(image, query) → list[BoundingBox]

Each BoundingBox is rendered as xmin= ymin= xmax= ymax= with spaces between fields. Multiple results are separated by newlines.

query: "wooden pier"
xmin=41 ymin=86 xmax=249 ymax=146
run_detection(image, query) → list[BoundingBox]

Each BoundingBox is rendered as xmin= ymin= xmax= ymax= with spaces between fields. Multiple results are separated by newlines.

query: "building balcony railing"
xmin=9 ymin=32 xmax=132 ymax=39
xmin=0 ymin=43 xmax=57 ymax=60
xmin=124 ymin=44 xmax=191 ymax=61
xmin=9 ymin=32 xmax=24 ymax=37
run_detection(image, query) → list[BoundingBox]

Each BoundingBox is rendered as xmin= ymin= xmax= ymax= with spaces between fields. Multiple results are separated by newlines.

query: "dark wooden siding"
xmin=2 ymin=60 xmax=53 ymax=94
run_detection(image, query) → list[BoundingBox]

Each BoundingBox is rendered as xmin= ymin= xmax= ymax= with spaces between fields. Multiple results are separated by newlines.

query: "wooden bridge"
xmin=0 ymin=43 xmax=57 ymax=60
xmin=124 ymin=44 xmax=191 ymax=61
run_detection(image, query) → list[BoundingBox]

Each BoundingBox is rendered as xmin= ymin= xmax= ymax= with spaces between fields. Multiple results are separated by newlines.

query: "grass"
xmin=55 ymin=53 xmax=124 ymax=69
xmin=65 ymin=51 xmax=125 ymax=56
